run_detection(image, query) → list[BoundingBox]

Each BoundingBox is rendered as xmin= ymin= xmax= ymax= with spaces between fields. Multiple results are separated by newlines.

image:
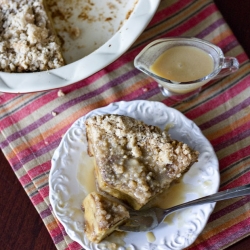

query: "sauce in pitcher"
xmin=150 ymin=45 xmax=214 ymax=82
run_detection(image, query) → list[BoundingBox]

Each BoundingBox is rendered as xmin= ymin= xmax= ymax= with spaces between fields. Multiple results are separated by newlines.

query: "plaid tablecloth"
xmin=1 ymin=0 xmax=250 ymax=249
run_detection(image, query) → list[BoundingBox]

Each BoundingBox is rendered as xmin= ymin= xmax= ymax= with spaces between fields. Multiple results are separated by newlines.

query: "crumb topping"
xmin=57 ymin=89 xmax=65 ymax=97
xmin=90 ymin=192 xmax=129 ymax=229
xmin=0 ymin=0 xmax=64 ymax=72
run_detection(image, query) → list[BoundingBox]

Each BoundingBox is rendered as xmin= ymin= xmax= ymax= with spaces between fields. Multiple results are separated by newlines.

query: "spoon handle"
xmin=166 ymin=184 xmax=250 ymax=214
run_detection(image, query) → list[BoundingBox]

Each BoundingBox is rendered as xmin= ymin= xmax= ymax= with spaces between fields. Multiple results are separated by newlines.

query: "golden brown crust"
xmin=85 ymin=114 xmax=199 ymax=210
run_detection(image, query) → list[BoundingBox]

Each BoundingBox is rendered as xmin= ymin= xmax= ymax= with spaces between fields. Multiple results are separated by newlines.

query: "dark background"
xmin=1 ymin=1 xmax=250 ymax=249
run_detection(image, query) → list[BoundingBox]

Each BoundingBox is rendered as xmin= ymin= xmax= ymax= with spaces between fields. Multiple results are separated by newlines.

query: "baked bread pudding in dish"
xmin=82 ymin=192 xmax=129 ymax=243
xmin=85 ymin=114 xmax=199 ymax=210
xmin=0 ymin=0 xmax=64 ymax=72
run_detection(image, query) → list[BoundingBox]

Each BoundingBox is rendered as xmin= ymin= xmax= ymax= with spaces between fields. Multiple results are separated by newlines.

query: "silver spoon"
xmin=118 ymin=184 xmax=250 ymax=232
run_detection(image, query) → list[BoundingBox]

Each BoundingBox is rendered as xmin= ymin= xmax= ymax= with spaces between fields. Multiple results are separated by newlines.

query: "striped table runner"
xmin=1 ymin=0 xmax=250 ymax=249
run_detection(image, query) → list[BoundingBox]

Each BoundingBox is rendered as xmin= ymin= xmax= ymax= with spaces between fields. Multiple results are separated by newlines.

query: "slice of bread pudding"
xmin=85 ymin=114 xmax=199 ymax=210
xmin=82 ymin=192 xmax=129 ymax=243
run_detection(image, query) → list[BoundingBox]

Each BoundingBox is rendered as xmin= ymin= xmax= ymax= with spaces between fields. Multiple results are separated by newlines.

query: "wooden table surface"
xmin=1 ymin=1 xmax=250 ymax=249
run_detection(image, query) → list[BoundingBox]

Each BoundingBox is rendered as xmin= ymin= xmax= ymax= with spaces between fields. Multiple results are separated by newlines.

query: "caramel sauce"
xmin=103 ymin=231 xmax=127 ymax=250
xmin=146 ymin=232 xmax=156 ymax=242
xmin=150 ymin=180 xmax=201 ymax=224
xmin=150 ymin=45 xmax=214 ymax=82
xmin=77 ymin=152 xmax=96 ymax=194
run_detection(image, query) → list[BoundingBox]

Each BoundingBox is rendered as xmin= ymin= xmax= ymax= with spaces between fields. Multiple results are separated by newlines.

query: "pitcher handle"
xmin=214 ymin=57 xmax=239 ymax=79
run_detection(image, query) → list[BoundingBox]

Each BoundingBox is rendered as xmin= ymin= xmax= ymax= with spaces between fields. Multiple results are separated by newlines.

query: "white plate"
xmin=49 ymin=100 xmax=220 ymax=250
xmin=0 ymin=0 xmax=160 ymax=93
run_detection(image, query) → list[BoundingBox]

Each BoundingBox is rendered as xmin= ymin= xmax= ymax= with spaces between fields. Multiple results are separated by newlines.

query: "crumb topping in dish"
xmin=0 ymin=0 xmax=64 ymax=72
xmin=86 ymin=114 xmax=199 ymax=209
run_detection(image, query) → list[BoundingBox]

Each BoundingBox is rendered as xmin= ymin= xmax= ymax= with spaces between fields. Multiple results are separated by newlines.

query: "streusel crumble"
xmin=0 ymin=0 xmax=64 ymax=72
